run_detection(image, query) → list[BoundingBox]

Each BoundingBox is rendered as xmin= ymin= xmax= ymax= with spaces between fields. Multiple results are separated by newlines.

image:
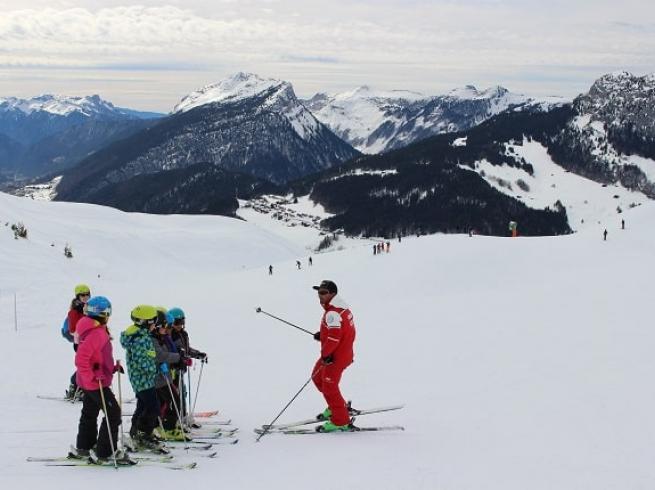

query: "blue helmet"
xmin=169 ymin=307 xmax=185 ymax=321
xmin=85 ymin=296 xmax=112 ymax=319
xmin=166 ymin=312 xmax=174 ymax=326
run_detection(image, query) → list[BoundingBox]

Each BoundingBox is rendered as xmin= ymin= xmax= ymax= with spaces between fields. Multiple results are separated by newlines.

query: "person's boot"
xmin=316 ymin=408 xmax=331 ymax=421
xmin=67 ymin=446 xmax=90 ymax=459
xmin=135 ymin=431 xmax=166 ymax=451
xmin=316 ymin=420 xmax=352 ymax=433
xmin=64 ymin=383 xmax=76 ymax=400
xmin=89 ymin=448 xmax=136 ymax=465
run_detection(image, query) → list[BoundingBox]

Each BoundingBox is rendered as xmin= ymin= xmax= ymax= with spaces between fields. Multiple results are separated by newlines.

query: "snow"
xmin=0 ymin=95 xmax=119 ymax=117
xmin=626 ymin=154 xmax=655 ymax=183
xmin=236 ymin=195 xmax=364 ymax=252
xmin=452 ymin=136 xmax=467 ymax=147
xmin=2 ymin=190 xmax=655 ymax=489
xmin=308 ymin=86 xmax=428 ymax=154
xmin=12 ymin=176 xmax=62 ymax=201
xmin=570 ymin=113 xmax=655 ymax=185
xmin=172 ymin=73 xmax=287 ymax=114
xmin=172 ymin=72 xmax=320 ymax=142
xmin=328 ymin=168 xmax=398 ymax=181
xmin=460 ymin=138 xmax=649 ymax=231
xmin=310 ymin=83 xmax=564 ymax=154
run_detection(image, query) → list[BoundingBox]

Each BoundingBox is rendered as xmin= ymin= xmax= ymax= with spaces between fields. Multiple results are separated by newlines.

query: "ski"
xmin=38 ymin=394 xmax=136 ymax=404
xmin=165 ymin=438 xmax=239 ymax=446
xmin=272 ymin=425 xmax=405 ymax=435
xmin=36 ymin=395 xmax=80 ymax=403
xmin=184 ymin=431 xmax=236 ymax=440
xmin=189 ymin=427 xmax=238 ymax=436
xmin=260 ymin=404 xmax=404 ymax=431
xmin=42 ymin=460 xmax=197 ymax=470
xmin=27 ymin=454 xmax=173 ymax=464
xmin=193 ymin=410 xmax=219 ymax=418
xmin=190 ymin=419 xmax=232 ymax=426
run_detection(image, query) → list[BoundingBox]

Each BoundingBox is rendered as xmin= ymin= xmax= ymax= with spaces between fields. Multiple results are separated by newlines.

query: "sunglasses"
xmin=79 ymin=293 xmax=90 ymax=297
xmin=174 ymin=319 xmax=185 ymax=326
xmin=317 ymin=290 xmax=331 ymax=295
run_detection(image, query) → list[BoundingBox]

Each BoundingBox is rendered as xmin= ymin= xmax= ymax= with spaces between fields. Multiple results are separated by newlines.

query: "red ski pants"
xmin=312 ymin=359 xmax=351 ymax=426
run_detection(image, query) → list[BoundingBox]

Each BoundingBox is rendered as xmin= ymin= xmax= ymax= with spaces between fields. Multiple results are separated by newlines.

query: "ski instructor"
xmin=311 ymin=280 xmax=356 ymax=432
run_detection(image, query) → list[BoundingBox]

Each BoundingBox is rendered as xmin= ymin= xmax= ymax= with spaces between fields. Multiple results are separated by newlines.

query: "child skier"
xmin=152 ymin=310 xmax=185 ymax=440
xmin=65 ymin=283 xmax=91 ymax=400
xmin=120 ymin=305 xmax=162 ymax=450
xmin=70 ymin=296 xmax=129 ymax=463
xmin=169 ymin=307 xmax=207 ymax=425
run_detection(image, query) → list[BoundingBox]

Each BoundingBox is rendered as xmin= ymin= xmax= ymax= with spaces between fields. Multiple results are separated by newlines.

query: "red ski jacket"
xmin=318 ymin=295 xmax=356 ymax=366
xmin=67 ymin=307 xmax=84 ymax=334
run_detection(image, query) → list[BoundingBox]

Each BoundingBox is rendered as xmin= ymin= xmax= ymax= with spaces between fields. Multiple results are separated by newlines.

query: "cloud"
xmin=0 ymin=2 xmax=654 ymax=110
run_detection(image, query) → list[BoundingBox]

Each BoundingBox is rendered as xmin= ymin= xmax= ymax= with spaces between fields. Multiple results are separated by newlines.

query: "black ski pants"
xmin=131 ymin=388 xmax=160 ymax=436
xmin=76 ymin=387 xmax=121 ymax=457
xmin=156 ymin=385 xmax=179 ymax=430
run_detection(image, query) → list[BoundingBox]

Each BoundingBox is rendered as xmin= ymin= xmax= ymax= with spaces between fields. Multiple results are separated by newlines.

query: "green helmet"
xmin=130 ymin=305 xmax=158 ymax=327
xmin=74 ymin=284 xmax=91 ymax=296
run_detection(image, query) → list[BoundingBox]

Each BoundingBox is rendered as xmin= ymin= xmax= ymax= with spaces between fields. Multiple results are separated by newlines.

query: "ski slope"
xmin=1 ymin=191 xmax=654 ymax=489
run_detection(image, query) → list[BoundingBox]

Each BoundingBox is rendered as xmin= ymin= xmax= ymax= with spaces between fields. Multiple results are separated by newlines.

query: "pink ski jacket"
xmin=75 ymin=316 xmax=115 ymax=390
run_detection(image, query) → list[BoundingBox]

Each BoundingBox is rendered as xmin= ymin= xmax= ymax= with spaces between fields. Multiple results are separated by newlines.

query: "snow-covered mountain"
xmin=305 ymin=84 xmax=565 ymax=154
xmin=53 ymin=73 xmax=358 ymax=209
xmin=551 ymin=71 xmax=655 ymax=197
xmin=1 ymin=94 xmax=144 ymax=120
xmin=2 ymin=189 xmax=654 ymax=489
xmin=172 ymin=72 xmax=333 ymax=143
xmin=0 ymin=94 xmax=161 ymax=178
xmin=289 ymin=73 xmax=655 ymax=237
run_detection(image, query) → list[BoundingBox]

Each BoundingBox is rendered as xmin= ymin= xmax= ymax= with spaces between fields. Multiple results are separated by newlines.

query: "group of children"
xmin=64 ymin=284 xmax=207 ymax=463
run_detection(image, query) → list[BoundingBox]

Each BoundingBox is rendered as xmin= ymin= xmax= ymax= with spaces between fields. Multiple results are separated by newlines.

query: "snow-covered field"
xmin=462 ymin=138 xmax=649 ymax=232
xmin=1 ymin=191 xmax=654 ymax=489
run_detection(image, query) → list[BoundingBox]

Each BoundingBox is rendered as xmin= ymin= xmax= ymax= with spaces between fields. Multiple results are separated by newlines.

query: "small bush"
xmin=516 ymin=179 xmax=530 ymax=192
xmin=11 ymin=222 xmax=27 ymax=239
xmin=316 ymin=234 xmax=338 ymax=252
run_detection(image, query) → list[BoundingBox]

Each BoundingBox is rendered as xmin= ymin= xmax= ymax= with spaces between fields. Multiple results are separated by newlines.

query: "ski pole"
xmin=256 ymin=366 xmax=322 ymax=443
xmin=165 ymin=374 xmax=189 ymax=442
xmin=178 ymin=371 xmax=184 ymax=423
xmin=191 ymin=359 xmax=206 ymax=417
xmin=98 ymin=380 xmax=118 ymax=469
xmin=187 ymin=366 xmax=193 ymax=426
xmin=255 ymin=307 xmax=314 ymax=336
xmin=116 ymin=361 xmax=125 ymax=451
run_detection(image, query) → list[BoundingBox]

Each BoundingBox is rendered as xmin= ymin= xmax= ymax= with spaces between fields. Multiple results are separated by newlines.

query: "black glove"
xmin=72 ymin=298 xmax=84 ymax=312
xmin=322 ymin=354 xmax=334 ymax=365
xmin=313 ymin=331 xmax=321 ymax=341
xmin=198 ymin=352 xmax=208 ymax=362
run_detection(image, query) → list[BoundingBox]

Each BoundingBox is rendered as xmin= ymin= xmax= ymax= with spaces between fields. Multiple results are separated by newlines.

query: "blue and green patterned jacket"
xmin=120 ymin=325 xmax=157 ymax=393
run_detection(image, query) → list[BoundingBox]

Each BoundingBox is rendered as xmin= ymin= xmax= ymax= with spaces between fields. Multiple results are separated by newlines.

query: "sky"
xmin=0 ymin=0 xmax=654 ymax=112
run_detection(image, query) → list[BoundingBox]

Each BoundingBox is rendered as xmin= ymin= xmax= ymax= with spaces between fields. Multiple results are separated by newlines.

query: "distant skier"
xmin=373 ymin=245 xmax=377 ymax=255
xmin=65 ymin=284 xmax=91 ymax=400
xmin=269 ymin=265 xmax=273 ymax=275
xmin=386 ymin=241 xmax=391 ymax=253
xmin=296 ymin=260 xmax=301 ymax=270
xmin=308 ymin=256 xmax=313 ymax=267
xmin=621 ymin=219 xmax=625 ymax=230
xmin=71 ymin=296 xmax=125 ymax=463
xmin=603 ymin=229 xmax=608 ymax=241
xmin=311 ymin=280 xmax=356 ymax=432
